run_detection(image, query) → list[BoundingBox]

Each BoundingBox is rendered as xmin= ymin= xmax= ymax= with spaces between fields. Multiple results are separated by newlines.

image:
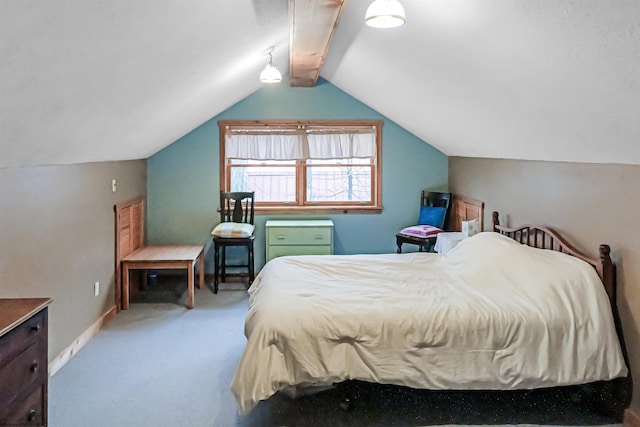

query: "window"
xmin=219 ymin=120 xmax=383 ymax=214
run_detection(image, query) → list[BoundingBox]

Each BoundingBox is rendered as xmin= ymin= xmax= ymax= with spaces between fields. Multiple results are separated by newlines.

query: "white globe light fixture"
xmin=259 ymin=47 xmax=282 ymax=83
xmin=365 ymin=0 xmax=406 ymax=29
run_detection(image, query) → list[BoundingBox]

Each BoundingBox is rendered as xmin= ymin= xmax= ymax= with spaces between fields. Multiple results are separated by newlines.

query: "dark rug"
xmin=241 ymin=381 xmax=622 ymax=427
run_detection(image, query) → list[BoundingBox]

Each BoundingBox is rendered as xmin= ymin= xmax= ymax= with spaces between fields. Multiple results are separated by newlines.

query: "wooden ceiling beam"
xmin=289 ymin=0 xmax=348 ymax=87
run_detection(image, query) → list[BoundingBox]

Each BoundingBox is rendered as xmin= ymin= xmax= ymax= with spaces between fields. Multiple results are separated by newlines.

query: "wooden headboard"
xmin=448 ymin=195 xmax=484 ymax=232
xmin=114 ymin=196 xmax=145 ymax=310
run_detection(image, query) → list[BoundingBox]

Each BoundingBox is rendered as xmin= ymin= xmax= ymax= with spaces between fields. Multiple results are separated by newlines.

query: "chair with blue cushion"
xmin=396 ymin=191 xmax=451 ymax=253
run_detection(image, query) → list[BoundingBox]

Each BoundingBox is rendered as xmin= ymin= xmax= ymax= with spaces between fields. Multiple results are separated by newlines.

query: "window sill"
xmin=255 ymin=206 xmax=382 ymax=215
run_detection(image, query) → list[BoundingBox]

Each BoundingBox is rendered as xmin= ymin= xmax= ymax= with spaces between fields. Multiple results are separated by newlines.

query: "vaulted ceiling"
xmin=1 ymin=0 xmax=639 ymax=168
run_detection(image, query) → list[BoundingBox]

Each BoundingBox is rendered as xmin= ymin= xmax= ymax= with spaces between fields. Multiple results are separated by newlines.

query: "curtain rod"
xmin=226 ymin=125 xmax=376 ymax=134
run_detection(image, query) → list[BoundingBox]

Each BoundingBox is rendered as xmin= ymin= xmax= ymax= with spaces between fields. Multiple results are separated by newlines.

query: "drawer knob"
xmin=30 ymin=361 xmax=39 ymax=373
xmin=276 ymin=235 xmax=286 ymax=240
xmin=314 ymin=235 xmax=323 ymax=239
xmin=31 ymin=323 xmax=41 ymax=333
xmin=28 ymin=410 xmax=37 ymax=421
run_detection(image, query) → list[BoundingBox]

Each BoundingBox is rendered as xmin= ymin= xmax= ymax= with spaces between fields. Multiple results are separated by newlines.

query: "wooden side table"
xmin=121 ymin=245 xmax=204 ymax=310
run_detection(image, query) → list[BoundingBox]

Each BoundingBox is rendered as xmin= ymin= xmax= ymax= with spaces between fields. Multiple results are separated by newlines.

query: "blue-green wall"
xmin=147 ymin=78 xmax=448 ymax=272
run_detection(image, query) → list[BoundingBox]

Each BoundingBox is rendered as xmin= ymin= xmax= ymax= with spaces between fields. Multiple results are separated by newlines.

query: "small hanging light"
xmin=365 ymin=0 xmax=406 ymax=29
xmin=259 ymin=46 xmax=282 ymax=83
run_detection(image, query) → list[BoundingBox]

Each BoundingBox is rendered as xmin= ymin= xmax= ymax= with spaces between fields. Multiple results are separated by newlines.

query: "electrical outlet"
xmin=94 ymin=281 xmax=100 ymax=296
xmin=111 ymin=179 xmax=117 ymax=192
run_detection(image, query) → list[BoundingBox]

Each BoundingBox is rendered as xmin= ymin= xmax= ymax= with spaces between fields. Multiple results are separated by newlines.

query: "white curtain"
xmin=225 ymin=127 xmax=376 ymax=161
xmin=306 ymin=132 xmax=376 ymax=159
xmin=225 ymin=133 xmax=307 ymax=160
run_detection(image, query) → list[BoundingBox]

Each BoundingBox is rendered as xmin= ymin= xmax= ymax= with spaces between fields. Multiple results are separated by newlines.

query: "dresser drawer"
xmin=0 ymin=309 xmax=46 ymax=366
xmin=0 ymin=338 xmax=47 ymax=406
xmin=267 ymin=226 xmax=332 ymax=246
xmin=0 ymin=383 xmax=44 ymax=424
xmin=267 ymin=245 xmax=333 ymax=259
xmin=265 ymin=220 xmax=334 ymax=263
xmin=0 ymin=299 xmax=50 ymax=427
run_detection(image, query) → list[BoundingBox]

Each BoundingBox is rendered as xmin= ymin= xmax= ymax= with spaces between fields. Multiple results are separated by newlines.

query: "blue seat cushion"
xmin=418 ymin=206 xmax=447 ymax=229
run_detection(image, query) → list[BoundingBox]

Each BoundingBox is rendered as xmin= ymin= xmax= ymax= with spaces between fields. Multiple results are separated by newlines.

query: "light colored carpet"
xmin=49 ymin=282 xmax=624 ymax=427
xmin=49 ymin=286 xmax=247 ymax=427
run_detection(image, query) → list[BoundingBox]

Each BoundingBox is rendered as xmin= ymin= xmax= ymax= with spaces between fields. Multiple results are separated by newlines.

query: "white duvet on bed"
xmin=231 ymin=232 xmax=628 ymax=414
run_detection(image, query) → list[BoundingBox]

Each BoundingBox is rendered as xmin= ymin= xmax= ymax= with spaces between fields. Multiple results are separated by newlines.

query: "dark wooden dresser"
xmin=0 ymin=298 xmax=52 ymax=427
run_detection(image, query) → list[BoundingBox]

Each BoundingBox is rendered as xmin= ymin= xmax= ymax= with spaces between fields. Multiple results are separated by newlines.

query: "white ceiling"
xmin=1 ymin=0 xmax=639 ymax=168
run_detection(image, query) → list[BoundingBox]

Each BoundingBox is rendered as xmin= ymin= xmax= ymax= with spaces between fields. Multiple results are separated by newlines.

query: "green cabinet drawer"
xmin=267 ymin=245 xmax=333 ymax=259
xmin=265 ymin=220 xmax=334 ymax=263
xmin=267 ymin=227 xmax=332 ymax=246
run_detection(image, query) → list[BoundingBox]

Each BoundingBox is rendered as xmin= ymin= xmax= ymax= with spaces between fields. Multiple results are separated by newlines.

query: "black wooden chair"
xmin=212 ymin=191 xmax=255 ymax=293
xmin=396 ymin=191 xmax=452 ymax=253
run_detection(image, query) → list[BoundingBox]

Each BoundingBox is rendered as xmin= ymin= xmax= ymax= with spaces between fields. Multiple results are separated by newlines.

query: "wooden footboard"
xmin=491 ymin=210 xmax=630 ymax=417
xmin=491 ymin=211 xmax=614 ymax=304
xmin=115 ymin=196 xmax=145 ymax=311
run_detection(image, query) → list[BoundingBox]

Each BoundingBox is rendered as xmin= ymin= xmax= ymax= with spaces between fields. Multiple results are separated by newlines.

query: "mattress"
xmin=231 ymin=232 xmax=628 ymax=414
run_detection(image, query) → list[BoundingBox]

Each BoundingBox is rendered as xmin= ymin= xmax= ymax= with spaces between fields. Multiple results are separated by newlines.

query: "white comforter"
xmin=231 ymin=232 xmax=628 ymax=414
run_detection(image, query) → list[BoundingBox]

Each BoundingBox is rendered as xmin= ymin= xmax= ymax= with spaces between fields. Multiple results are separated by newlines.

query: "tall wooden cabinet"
xmin=0 ymin=298 xmax=52 ymax=426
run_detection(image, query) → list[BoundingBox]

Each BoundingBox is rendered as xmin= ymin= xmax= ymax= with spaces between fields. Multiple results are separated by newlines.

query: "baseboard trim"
xmin=49 ymin=305 xmax=117 ymax=377
xmin=625 ymin=408 xmax=640 ymax=427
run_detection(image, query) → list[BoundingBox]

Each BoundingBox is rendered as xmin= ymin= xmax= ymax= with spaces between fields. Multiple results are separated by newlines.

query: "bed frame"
xmin=115 ymin=196 xmax=145 ymax=310
xmin=491 ymin=211 xmax=630 ymax=417
xmin=492 ymin=211 xmax=615 ymax=305
xmin=449 ymin=195 xmax=484 ymax=232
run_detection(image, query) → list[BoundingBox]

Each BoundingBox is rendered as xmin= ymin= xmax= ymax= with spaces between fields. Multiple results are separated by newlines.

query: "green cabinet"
xmin=265 ymin=220 xmax=334 ymax=263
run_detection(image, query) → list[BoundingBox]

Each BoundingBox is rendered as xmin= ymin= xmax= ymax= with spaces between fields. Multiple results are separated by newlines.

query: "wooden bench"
xmin=121 ymin=245 xmax=204 ymax=310
xmin=115 ymin=197 xmax=204 ymax=310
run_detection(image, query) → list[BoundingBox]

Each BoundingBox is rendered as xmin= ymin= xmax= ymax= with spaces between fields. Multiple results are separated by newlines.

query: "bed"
xmin=231 ymin=211 xmax=629 ymax=415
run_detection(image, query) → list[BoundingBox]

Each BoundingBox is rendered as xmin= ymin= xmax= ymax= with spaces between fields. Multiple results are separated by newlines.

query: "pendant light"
xmin=365 ymin=0 xmax=406 ymax=29
xmin=259 ymin=47 xmax=282 ymax=83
